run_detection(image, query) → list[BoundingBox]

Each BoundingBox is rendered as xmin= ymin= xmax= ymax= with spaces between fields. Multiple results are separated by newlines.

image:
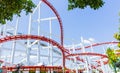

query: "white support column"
xmin=107 ymin=64 xmax=112 ymax=73
xmin=80 ymin=37 xmax=89 ymax=73
xmin=0 ymin=44 xmax=2 ymax=60
xmin=37 ymin=1 xmax=41 ymax=64
xmin=27 ymin=14 xmax=32 ymax=65
xmin=87 ymin=57 xmax=92 ymax=73
xmin=26 ymin=47 xmax=30 ymax=65
xmin=85 ymin=57 xmax=89 ymax=73
xmin=72 ymin=43 xmax=78 ymax=73
xmin=74 ymin=57 xmax=78 ymax=73
xmin=90 ymin=44 xmax=94 ymax=53
xmin=48 ymin=18 xmax=53 ymax=67
xmin=49 ymin=19 xmax=53 ymax=66
xmin=80 ymin=43 xmax=89 ymax=73
xmin=100 ymin=59 xmax=105 ymax=73
xmin=32 ymin=1 xmax=42 ymax=14
xmin=102 ymin=47 xmax=106 ymax=54
xmin=48 ymin=19 xmax=53 ymax=73
xmin=10 ymin=17 xmax=19 ymax=64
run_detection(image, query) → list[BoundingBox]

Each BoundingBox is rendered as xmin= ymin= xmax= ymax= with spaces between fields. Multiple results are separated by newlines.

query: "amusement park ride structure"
xmin=0 ymin=0 xmax=118 ymax=73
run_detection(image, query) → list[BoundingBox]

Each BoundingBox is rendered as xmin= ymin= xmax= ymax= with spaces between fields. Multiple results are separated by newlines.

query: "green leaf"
xmin=0 ymin=0 xmax=36 ymax=24
xmin=68 ymin=0 xmax=104 ymax=10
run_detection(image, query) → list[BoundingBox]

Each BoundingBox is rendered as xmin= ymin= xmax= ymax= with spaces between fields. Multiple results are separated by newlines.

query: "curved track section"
xmin=66 ymin=52 xmax=108 ymax=66
xmin=65 ymin=52 xmax=108 ymax=58
xmin=76 ymin=41 xmax=118 ymax=50
xmin=0 ymin=35 xmax=66 ymax=67
xmin=3 ymin=66 xmax=62 ymax=72
xmin=0 ymin=0 xmax=118 ymax=72
xmin=66 ymin=52 xmax=108 ymax=72
xmin=42 ymin=0 xmax=64 ymax=45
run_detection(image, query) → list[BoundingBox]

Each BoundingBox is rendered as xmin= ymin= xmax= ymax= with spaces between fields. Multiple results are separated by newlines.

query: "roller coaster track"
xmin=42 ymin=0 xmax=64 ymax=45
xmin=0 ymin=35 xmax=67 ymax=67
xmin=75 ymin=41 xmax=118 ymax=51
xmin=0 ymin=0 xmax=119 ymax=72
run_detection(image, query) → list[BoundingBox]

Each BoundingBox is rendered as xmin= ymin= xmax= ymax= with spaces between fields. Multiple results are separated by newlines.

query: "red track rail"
xmin=65 ymin=52 xmax=108 ymax=65
xmin=0 ymin=0 xmax=117 ymax=72
xmin=65 ymin=52 xmax=108 ymax=72
xmin=42 ymin=0 xmax=64 ymax=45
xmin=0 ymin=35 xmax=66 ymax=67
xmin=0 ymin=35 xmax=116 ymax=71
xmin=75 ymin=41 xmax=118 ymax=51
xmin=2 ymin=66 xmax=62 ymax=72
xmin=65 ymin=52 xmax=108 ymax=58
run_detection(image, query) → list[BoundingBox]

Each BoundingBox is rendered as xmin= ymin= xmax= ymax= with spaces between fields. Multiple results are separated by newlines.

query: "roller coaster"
xmin=0 ymin=0 xmax=118 ymax=73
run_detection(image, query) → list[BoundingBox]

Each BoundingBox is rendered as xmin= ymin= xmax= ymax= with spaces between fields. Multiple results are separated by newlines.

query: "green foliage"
xmin=114 ymin=33 xmax=120 ymax=41
xmin=29 ymin=70 xmax=35 ymax=73
xmin=106 ymin=48 xmax=118 ymax=63
xmin=0 ymin=0 xmax=36 ymax=24
xmin=12 ymin=71 xmax=23 ymax=73
xmin=68 ymin=0 xmax=105 ymax=10
xmin=106 ymin=48 xmax=118 ymax=73
xmin=114 ymin=32 xmax=120 ymax=47
xmin=106 ymin=48 xmax=120 ymax=73
xmin=115 ymin=59 xmax=120 ymax=68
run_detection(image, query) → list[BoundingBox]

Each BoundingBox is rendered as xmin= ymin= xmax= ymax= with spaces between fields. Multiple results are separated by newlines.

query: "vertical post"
xmin=37 ymin=1 xmax=41 ymax=64
xmin=85 ymin=57 xmax=89 ymax=73
xmin=0 ymin=44 xmax=2 ymax=61
xmin=48 ymin=19 xmax=53 ymax=73
xmin=80 ymin=37 xmax=89 ymax=73
xmin=48 ymin=18 xmax=53 ymax=68
xmin=89 ymin=43 xmax=93 ymax=73
xmin=62 ymin=52 xmax=65 ymax=73
xmin=72 ymin=43 xmax=78 ymax=73
xmin=107 ymin=64 xmax=112 ymax=73
xmin=74 ymin=56 xmax=78 ymax=73
xmin=27 ymin=14 xmax=32 ymax=65
xmin=87 ymin=56 xmax=92 ymax=73
xmin=69 ymin=45 xmax=73 ymax=70
xmin=100 ymin=59 xmax=105 ymax=73
xmin=90 ymin=43 xmax=93 ymax=53
xmin=102 ymin=47 xmax=106 ymax=54
xmin=49 ymin=19 xmax=53 ymax=66
xmin=10 ymin=17 xmax=19 ymax=64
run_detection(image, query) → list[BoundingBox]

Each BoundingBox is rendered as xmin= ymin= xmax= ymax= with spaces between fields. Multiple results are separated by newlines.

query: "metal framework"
xmin=0 ymin=0 xmax=118 ymax=73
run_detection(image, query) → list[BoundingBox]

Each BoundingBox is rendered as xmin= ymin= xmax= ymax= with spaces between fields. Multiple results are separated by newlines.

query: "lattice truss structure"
xmin=0 ymin=0 xmax=118 ymax=73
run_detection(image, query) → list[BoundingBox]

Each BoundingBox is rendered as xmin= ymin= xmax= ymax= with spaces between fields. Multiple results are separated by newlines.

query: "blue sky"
xmin=1 ymin=0 xmax=120 ymax=66
xmin=5 ymin=0 xmax=120 ymax=45
xmin=48 ymin=0 xmax=120 ymax=44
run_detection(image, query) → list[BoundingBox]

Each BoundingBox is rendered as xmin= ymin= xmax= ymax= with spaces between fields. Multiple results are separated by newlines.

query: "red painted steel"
xmin=42 ymin=0 xmax=64 ymax=45
xmin=75 ymin=42 xmax=118 ymax=50
xmin=65 ymin=52 xmax=108 ymax=58
xmin=65 ymin=52 xmax=108 ymax=72
xmin=2 ymin=66 xmax=62 ymax=72
xmin=0 ymin=0 xmax=117 ymax=72
xmin=0 ymin=35 xmax=66 ymax=67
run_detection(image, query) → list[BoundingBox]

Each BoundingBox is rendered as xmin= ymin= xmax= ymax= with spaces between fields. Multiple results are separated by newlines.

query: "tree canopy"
xmin=0 ymin=0 xmax=105 ymax=24
xmin=0 ymin=0 xmax=36 ymax=24
xmin=106 ymin=47 xmax=120 ymax=73
xmin=68 ymin=0 xmax=105 ymax=10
